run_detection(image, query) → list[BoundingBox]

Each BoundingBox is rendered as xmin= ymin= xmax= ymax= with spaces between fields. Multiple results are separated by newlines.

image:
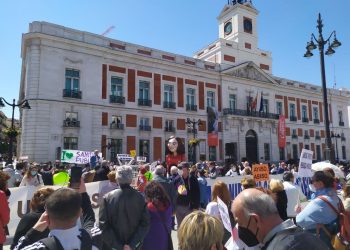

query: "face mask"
xmin=308 ymin=184 xmax=316 ymax=193
xmin=31 ymin=171 xmax=37 ymax=176
xmin=178 ymin=169 xmax=183 ymax=176
xmin=238 ymin=216 xmax=260 ymax=247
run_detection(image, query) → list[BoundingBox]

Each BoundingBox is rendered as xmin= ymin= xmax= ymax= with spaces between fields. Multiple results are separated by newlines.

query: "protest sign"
xmin=117 ymin=154 xmax=134 ymax=161
xmin=61 ymin=150 xmax=102 ymax=164
xmin=298 ymin=149 xmax=314 ymax=177
xmin=217 ymin=197 xmax=232 ymax=234
xmin=130 ymin=150 xmax=136 ymax=158
xmin=252 ymin=164 xmax=269 ymax=182
xmin=136 ymin=156 xmax=147 ymax=162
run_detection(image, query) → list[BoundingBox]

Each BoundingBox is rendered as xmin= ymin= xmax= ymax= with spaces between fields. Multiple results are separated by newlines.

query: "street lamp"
xmin=304 ymin=13 xmax=341 ymax=162
xmin=331 ymin=132 xmax=341 ymax=163
xmin=0 ymin=98 xmax=31 ymax=164
xmin=186 ymin=118 xmax=202 ymax=163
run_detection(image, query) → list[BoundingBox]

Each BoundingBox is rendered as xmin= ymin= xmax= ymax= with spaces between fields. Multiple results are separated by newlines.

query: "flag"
xmin=247 ymin=92 xmax=251 ymax=112
xmin=251 ymin=93 xmax=258 ymax=111
xmin=259 ymin=91 xmax=264 ymax=112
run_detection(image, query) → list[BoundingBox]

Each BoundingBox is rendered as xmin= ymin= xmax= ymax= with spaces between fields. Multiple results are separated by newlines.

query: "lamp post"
xmin=304 ymin=13 xmax=341 ymax=162
xmin=186 ymin=118 xmax=202 ymax=163
xmin=0 ymin=98 xmax=31 ymax=164
xmin=331 ymin=132 xmax=340 ymax=163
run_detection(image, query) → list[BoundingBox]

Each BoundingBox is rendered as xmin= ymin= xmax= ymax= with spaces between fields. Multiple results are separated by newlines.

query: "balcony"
xmin=315 ymin=135 xmax=321 ymax=140
xmin=289 ymin=116 xmax=297 ymax=122
xmin=163 ymin=101 xmax=176 ymax=109
xmin=186 ymin=104 xmax=197 ymax=111
xmin=110 ymin=123 xmax=124 ymax=129
xmin=341 ymin=137 xmax=346 ymax=141
xmin=138 ymin=99 xmax=152 ymax=107
xmin=165 ymin=126 xmax=175 ymax=132
xmin=63 ymin=119 xmax=80 ymax=127
xmin=302 ymin=117 xmax=309 ymax=123
xmin=63 ymin=89 xmax=82 ymax=99
xmin=292 ymin=134 xmax=298 ymax=139
xmin=304 ymin=135 xmax=310 ymax=139
xmin=223 ymin=108 xmax=279 ymax=120
xmin=110 ymin=95 xmax=125 ymax=104
xmin=313 ymin=118 xmax=320 ymax=124
xmin=339 ymin=121 xmax=345 ymax=127
xmin=139 ymin=125 xmax=151 ymax=131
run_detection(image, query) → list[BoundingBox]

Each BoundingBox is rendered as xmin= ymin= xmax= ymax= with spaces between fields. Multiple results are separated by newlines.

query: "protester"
xmin=169 ymin=166 xmax=181 ymax=189
xmin=11 ymin=187 xmax=55 ymax=249
xmin=0 ymin=171 xmax=10 ymax=250
xmin=240 ymin=161 xmax=252 ymax=176
xmin=152 ymin=165 xmax=177 ymax=211
xmin=90 ymin=149 xmax=101 ymax=169
xmin=232 ymin=188 xmax=328 ymax=250
xmin=20 ymin=165 xmax=43 ymax=187
xmin=241 ymin=177 xmax=256 ymax=190
xmin=225 ymin=164 xmax=239 ymax=177
xmin=39 ymin=165 xmax=53 ymax=186
xmin=136 ymin=166 xmax=147 ymax=193
xmin=208 ymin=161 xmax=217 ymax=179
xmin=176 ymin=162 xmax=200 ymax=227
xmin=269 ymin=179 xmax=288 ymax=221
xmin=178 ymin=211 xmax=224 ymax=250
xmin=99 ymin=165 xmax=150 ymax=250
xmin=296 ymin=171 xmax=340 ymax=248
xmin=93 ymin=160 xmax=110 ymax=182
xmin=2 ymin=164 xmax=21 ymax=188
xmin=282 ymin=172 xmax=306 ymax=219
xmin=197 ymin=168 xmax=208 ymax=209
xmin=142 ymin=182 xmax=173 ymax=250
xmin=205 ymin=181 xmax=234 ymax=243
xmin=52 ymin=165 xmax=70 ymax=186
xmin=144 ymin=165 xmax=153 ymax=182
xmin=14 ymin=180 xmax=102 ymax=249
xmin=98 ymin=170 xmax=119 ymax=205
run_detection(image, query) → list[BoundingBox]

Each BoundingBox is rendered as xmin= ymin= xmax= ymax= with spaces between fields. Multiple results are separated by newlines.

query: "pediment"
xmin=222 ymin=61 xmax=278 ymax=85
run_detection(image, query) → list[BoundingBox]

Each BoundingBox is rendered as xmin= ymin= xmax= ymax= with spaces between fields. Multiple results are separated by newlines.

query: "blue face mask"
xmin=31 ymin=171 xmax=37 ymax=176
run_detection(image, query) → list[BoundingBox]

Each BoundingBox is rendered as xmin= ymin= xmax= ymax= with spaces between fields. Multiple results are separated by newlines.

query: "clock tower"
xmin=194 ymin=0 xmax=272 ymax=73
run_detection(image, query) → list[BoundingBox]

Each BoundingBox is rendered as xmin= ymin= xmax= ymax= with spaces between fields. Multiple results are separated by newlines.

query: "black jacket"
xmin=176 ymin=173 xmax=200 ymax=209
xmin=99 ymin=185 xmax=150 ymax=250
xmin=153 ymin=175 xmax=177 ymax=211
xmin=13 ymin=192 xmax=102 ymax=250
xmin=275 ymin=190 xmax=288 ymax=221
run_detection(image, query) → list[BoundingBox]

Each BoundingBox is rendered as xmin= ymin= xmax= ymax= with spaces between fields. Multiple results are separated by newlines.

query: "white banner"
xmin=61 ymin=150 xmax=102 ymax=164
xmin=217 ymin=197 xmax=232 ymax=234
xmin=298 ymin=149 xmax=314 ymax=177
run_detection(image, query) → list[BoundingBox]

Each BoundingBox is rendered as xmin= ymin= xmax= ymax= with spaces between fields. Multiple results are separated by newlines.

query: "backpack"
xmin=318 ymin=196 xmax=350 ymax=250
xmin=40 ymin=228 xmax=93 ymax=250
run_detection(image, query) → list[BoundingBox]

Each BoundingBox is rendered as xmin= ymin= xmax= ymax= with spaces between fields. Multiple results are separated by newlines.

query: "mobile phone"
xmin=70 ymin=166 xmax=82 ymax=189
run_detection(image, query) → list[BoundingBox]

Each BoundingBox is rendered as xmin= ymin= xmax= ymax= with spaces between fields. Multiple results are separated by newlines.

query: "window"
xmin=339 ymin=110 xmax=343 ymax=122
xmin=313 ymin=107 xmax=319 ymax=120
xmin=140 ymin=118 xmax=149 ymax=126
xmin=264 ymin=143 xmax=270 ymax=161
xmin=110 ymin=139 xmax=122 ymax=161
xmin=139 ymin=140 xmax=150 ymax=160
xmin=139 ymin=81 xmax=150 ymax=100
xmin=164 ymin=85 xmax=174 ymax=103
xmin=263 ymin=99 xmax=269 ymax=113
xmin=111 ymin=77 xmax=123 ymax=96
xmin=279 ymin=148 xmax=285 ymax=161
xmin=292 ymin=144 xmax=298 ymax=160
xmin=209 ymin=146 xmax=217 ymax=161
xmin=207 ymin=91 xmax=215 ymax=108
xmin=65 ymin=69 xmax=80 ymax=90
xmin=342 ymin=146 xmax=346 ymax=159
xmin=305 ymin=145 xmax=310 ymax=150
xmin=65 ymin=112 xmax=78 ymax=121
xmin=229 ymin=94 xmax=236 ymax=110
xmin=304 ymin=130 xmax=309 ymax=138
xmin=302 ymin=105 xmax=307 ymax=119
xmin=186 ymin=88 xmax=196 ymax=106
xmin=289 ymin=103 xmax=295 ymax=117
xmin=165 ymin=120 xmax=174 ymax=131
xmin=292 ymin=129 xmax=297 ymax=136
xmin=64 ymin=137 xmax=78 ymax=150
xmin=276 ymin=102 xmax=283 ymax=115
xmin=112 ymin=115 xmax=122 ymax=125
xmin=316 ymin=145 xmax=321 ymax=161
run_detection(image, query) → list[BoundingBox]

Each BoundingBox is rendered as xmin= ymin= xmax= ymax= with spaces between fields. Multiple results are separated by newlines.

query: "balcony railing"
xmin=304 ymin=135 xmax=310 ymax=139
xmin=223 ymin=108 xmax=279 ymax=120
xmin=292 ymin=134 xmax=298 ymax=139
xmin=339 ymin=121 xmax=345 ymax=127
xmin=110 ymin=95 xmax=125 ymax=104
xmin=63 ymin=119 xmax=80 ymax=127
xmin=63 ymin=89 xmax=82 ymax=99
xmin=289 ymin=116 xmax=297 ymax=122
xmin=138 ymin=99 xmax=152 ymax=107
xmin=302 ymin=117 xmax=309 ymax=123
xmin=313 ymin=118 xmax=320 ymax=124
xmin=341 ymin=137 xmax=346 ymax=141
xmin=110 ymin=123 xmax=124 ymax=129
xmin=139 ymin=125 xmax=151 ymax=131
xmin=165 ymin=126 xmax=175 ymax=132
xmin=186 ymin=104 xmax=197 ymax=111
xmin=163 ymin=101 xmax=176 ymax=109
xmin=315 ymin=135 xmax=321 ymax=140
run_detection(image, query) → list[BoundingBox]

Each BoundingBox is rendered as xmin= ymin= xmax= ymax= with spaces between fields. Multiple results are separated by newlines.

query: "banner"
xmin=278 ymin=115 xmax=286 ymax=148
xmin=252 ymin=164 xmax=270 ymax=182
xmin=217 ymin=197 xmax=232 ymax=234
xmin=298 ymin=149 xmax=314 ymax=177
xmin=207 ymin=106 xmax=219 ymax=146
xmin=61 ymin=150 xmax=102 ymax=164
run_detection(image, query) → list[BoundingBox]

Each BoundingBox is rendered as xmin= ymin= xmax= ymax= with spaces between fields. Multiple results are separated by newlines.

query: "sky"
xmin=0 ymin=0 xmax=349 ymax=119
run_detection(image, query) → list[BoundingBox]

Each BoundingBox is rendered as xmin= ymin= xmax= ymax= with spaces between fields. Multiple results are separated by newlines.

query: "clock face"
xmin=224 ymin=22 xmax=232 ymax=35
xmin=244 ymin=19 xmax=252 ymax=33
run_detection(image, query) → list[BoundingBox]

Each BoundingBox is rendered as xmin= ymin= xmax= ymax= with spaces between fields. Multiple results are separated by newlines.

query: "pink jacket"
xmin=0 ymin=190 xmax=10 ymax=244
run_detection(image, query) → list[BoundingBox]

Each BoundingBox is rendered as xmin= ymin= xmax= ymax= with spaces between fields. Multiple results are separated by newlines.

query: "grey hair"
xmin=170 ymin=166 xmax=178 ymax=175
xmin=155 ymin=165 xmax=165 ymax=176
xmin=115 ymin=165 xmax=133 ymax=185
xmin=241 ymin=192 xmax=278 ymax=219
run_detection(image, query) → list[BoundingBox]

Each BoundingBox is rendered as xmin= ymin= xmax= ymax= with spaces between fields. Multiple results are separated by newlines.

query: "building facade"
xmin=18 ymin=1 xmax=350 ymax=163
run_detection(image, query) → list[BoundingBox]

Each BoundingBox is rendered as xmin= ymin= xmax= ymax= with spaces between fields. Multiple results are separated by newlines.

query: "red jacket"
xmin=0 ymin=190 xmax=10 ymax=244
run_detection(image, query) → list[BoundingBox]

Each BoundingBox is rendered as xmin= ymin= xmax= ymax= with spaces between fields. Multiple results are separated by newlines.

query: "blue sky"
xmin=0 ymin=0 xmax=349 ymax=118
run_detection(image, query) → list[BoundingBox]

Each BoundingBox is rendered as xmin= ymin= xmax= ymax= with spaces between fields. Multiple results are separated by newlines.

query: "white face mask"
xmin=308 ymin=184 xmax=316 ymax=193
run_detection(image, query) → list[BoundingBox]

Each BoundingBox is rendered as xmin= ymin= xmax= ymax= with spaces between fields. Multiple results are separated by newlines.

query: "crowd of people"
xmin=0 ymin=156 xmax=350 ymax=250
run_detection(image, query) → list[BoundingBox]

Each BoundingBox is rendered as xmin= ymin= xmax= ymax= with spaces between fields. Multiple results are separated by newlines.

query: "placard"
xmin=136 ymin=156 xmax=147 ymax=162
xmin=298 ymin=149 xmax=313 ymax=177
xmin=117 ymin=154 xmax=133 ymax=161
xmin=217 ymin=197 xmax=232 ymax=234
xmin=130 ymin=150 xmax=136 ymax=158
xmin=61 ymin=150 xmax=102 ymax=164
xmin=252 ymin=164 xmax=270 ymax=182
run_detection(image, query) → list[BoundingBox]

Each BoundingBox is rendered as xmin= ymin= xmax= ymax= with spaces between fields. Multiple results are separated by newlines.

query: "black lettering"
xmin=91 ymin=193 xmax=100 ymax=209
xmin=17 ymin=200 xmax=31 ymax=218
